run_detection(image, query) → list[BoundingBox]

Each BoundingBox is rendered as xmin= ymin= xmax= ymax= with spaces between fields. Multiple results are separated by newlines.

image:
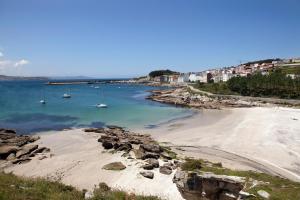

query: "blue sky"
xmin=0 ymin=0 xmax=299 ymax=77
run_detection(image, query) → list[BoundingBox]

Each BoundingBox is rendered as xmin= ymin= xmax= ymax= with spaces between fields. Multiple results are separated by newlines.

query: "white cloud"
xmin=14 ymin=59 xmax=29 ymax=67
xmin=0 ymin=52 xmax=3 ymax=57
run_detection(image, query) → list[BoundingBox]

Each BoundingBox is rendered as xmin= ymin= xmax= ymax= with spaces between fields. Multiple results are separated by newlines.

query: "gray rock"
xmin=32 ymin=147 xmax=50 ymax=154
xmin=142 ymin=164 xmax=154 ymax=170
xmin=0 ymin=145 xmax=18 ymax=159
xmin=142 ymin=152 xmax=160 ymax=160
xmin=102 ymin=162 xmax=126 ymax=170
xmin=159 ymin=165 xmax=172 ymax=175
xmin=16 ymin=144 xmax=38 ymax=158
xmin=146 ymin=158 xmax=159 ymax=168
xmin=102 ymin=141 xmax=114 ymax=149
xmin=257 ymin=190 xmax=270 ymax=199
xmin=173 ymin=170 xmax=245 ymax=200
xmin=141 ymin=144 xmax=162 ymax=153
xmin=140 ymin=171 xmax=154 ymax=179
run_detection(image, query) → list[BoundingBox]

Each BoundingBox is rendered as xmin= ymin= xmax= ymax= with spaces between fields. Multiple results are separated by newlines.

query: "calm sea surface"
xmin=0 ymin=80 xmax=194 ymax=134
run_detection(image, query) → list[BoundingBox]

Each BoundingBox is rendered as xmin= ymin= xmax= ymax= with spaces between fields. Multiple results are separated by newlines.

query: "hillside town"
xmin=141 ymin=57 xmax=300 ymax=85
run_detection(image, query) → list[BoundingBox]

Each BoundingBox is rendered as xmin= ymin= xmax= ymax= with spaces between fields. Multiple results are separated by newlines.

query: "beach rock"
xmin=12 ymin=157 xmax=32 ymax=164
xmin=173 ymin=170 xmax=245 ymax=200
xmin=116 ymin=142 xmax=132 ymax=152
xmin=6 ymin=152 xmax=16 ymax=161
xmin=132 ymin=148 xmax=145 ymax=159
xmin=32 ymin=147 xmax=50 ymax=154
xmin=159 ymin=165 xmax=172 ymax=175
xmin=16 ymin=144 xmax=38 ymax=158
xmin=141 ymin=143 xmax=162 ymax=153
xmin=142 ymin=164 xmax=154 ymax=170
xmin=257 ymin=190 xmax=270 ymax=199
xmin=146 ymin=158 xmax=159 ymax=168
xmin=102 ymin=162 xmax=126 ymax=170
xmin=0 ymin=145 xmax=18 ymax=159
xmin=0 ymin=128 xmax=16 ymax=134
xmin=140 ymin=171 xmax=154 ymax=179
xmin=102 ymin=141 xmax=114 ymax=149
xmin=142 ymin=152 xmax=160 ymax=160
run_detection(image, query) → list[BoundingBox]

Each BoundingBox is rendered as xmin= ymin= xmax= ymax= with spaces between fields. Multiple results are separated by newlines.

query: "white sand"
xmin=4 ymin=129 xmax=183 ymax=200
xmin=142 ymin=107 xmax=300 ymax=182
xmin=3 ymin=106 xmax=300 ymax=200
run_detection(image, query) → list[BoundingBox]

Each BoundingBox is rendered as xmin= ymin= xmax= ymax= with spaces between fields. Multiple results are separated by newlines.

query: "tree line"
xmin=227 ymin=70 xmax=300 ymax=99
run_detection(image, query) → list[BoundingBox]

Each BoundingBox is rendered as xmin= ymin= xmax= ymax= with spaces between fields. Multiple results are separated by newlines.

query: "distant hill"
xmin=0 ymin=75 xmax=49 ymax=81
xmin=149 ymin=69 xmax=179 ymax=77
xmin=243 ymin=58 xmax=281 ymax=66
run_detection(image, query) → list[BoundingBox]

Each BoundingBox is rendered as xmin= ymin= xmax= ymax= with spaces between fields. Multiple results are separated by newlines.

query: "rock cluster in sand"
xmin=0 ymin=129 xmax=50 ymax=165
xmin=147 ymin=88 xmax=258 ymax=109
xmin=85 ymin=126 xmax=180 ymax=179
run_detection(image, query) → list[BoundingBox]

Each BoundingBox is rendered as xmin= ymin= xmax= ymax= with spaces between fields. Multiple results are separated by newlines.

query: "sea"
xmin=0 ymin=80 xmax=194 ymax=134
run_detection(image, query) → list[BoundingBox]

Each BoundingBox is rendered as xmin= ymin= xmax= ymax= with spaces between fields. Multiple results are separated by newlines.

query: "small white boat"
xmin=40 ymin=100 xmax=46 ymax=104
xmin=63 ymin=93 xmax=71 ymax=98
xmin=96 ymin=103 xmax=108 ymax=108
xmin=94 ymin=86 xmax=99 ymax=89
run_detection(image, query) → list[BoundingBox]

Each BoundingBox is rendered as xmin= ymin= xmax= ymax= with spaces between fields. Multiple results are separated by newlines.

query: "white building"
xmin=189 ymin=73 xmax=197 ymax=82
xmin=178 ymin=73 xmax=189 ymax=83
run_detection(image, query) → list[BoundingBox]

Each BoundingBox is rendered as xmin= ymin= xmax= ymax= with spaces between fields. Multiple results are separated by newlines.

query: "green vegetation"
xmin=193 ymin=82 xmax=236 ymax=95
xmin=160 ymin=146 xmax=177 ymax=159
xmin=227 ymin=70 xmax=300 ymax=99
xmin=148 ymin=69 xmax=179 ymax=78
xmin=193 ymin=70 xmax=300 ymax=99
xmin=243 ymin=58 xmax=280 ymax=66
xmin=280 ymin=65 xmax=300 ymax=75
xmin=181 ymin=158 xmax=300 ymax=200
xmin=0 ymin=172 xmax=161 ymax=200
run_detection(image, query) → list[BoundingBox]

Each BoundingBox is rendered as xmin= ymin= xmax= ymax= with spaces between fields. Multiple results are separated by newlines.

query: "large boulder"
xmin=140 ymin=171 xmax=154 ymax=179
xmin=173 ymin=170 xmax=245 ymax=200
xmin=141 ymin=143 xmax=162 ymax=153
xmin=102 ymin=162 xmax=126 ymax=170
xmin=159 ymin=165 xmax=173 ymax=175
xmin=141 ymin=152 xmax=160 ymax=160
xmin=146 ymin=158 xmax=159 ymax=168
xmin=0 ymin=145 xmax=18 ymax=159
xmin=102 ymin=141 xmax=114 ymax=149
xmin=16 ymin=144 xmax=38 ymax=158
xmin=142 ymin=164 xmax=154 ymax=170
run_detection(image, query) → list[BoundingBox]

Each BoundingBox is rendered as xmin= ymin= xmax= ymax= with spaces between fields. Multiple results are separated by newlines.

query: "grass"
xmin=181 ymin=158 xmax=300 ymax=200
xmin=192 ymin=82 xmax=236 ymax=95
xmin=0 ymin=172 xmax=161 ymax=200
xmin=0 ymin=172 xmax=83 ymax=200
xmin=160 ymin=146 xmax=177 ymax=159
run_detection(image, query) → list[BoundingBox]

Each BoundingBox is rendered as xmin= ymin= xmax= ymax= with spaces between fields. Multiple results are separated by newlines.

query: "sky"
xmin=0 ymin=0 xmax=300 ymax=78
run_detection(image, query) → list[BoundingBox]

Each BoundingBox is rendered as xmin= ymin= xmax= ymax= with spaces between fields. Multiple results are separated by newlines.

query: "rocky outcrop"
xmin=0 ymin=128 xmax=50 ymax=164
xmin=147 ymin=88 xmax=258 ymax=110
xmin=102 ymin=162 xmax=126 ymax=170
xmin=140 ymin=171 xmax=154 ymax=179
xmin=173 ymin=170 xmax=246 ymax=200
xmin=85 ymin=127 xmax=178 ymax=176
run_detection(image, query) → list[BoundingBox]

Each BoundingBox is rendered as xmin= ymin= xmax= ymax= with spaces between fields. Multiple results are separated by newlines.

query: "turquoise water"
xmin=0 ymin=80 xmax=193 ymax=134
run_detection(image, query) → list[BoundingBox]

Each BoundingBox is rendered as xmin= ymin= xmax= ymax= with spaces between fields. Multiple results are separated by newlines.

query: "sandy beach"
xmin=3 ymin=129 xmax=183 ymax=200
xmin=141 ymin=107 xmax=300 ymax=182
xmin=2 ymin=106 xmax=300 ymax=200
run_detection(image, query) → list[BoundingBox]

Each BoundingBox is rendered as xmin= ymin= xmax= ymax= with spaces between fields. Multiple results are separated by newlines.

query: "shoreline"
xmin=139 ymin=106 xmax=300 ymax=182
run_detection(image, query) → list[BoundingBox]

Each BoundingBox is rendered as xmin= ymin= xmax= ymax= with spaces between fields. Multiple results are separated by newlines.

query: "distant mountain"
xmin=0 ymin=75 xmax=49 ymax=81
